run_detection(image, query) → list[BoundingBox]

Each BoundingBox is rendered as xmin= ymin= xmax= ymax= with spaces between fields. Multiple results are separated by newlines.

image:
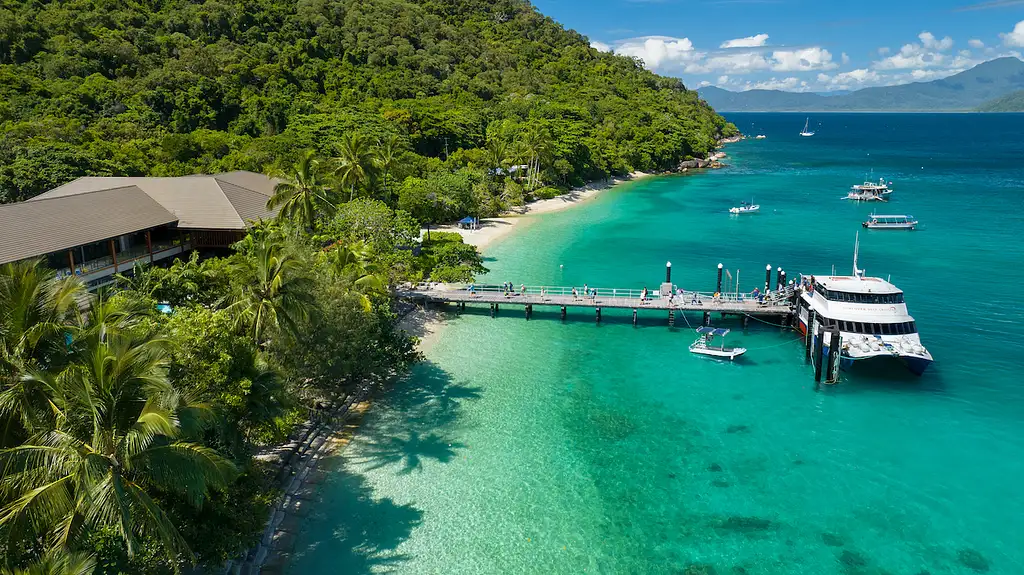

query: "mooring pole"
xmin=632 ymin=308 xmax=638 ymax=326
xmin=666 ymin=261 xmax=672 ymax=283
xmin=703 ymin=311 xmax=710 ymax=326
xmin=813 ymin=324 xmax=825 ymax=383
xmin=490 ymin=303 xmax=495 ymax=318
xmin=825 ymin=328 xmax=841 ymax=383
xmin=595 ymin=307 xmax=602 ymax=323
xmin=776 ymin=267 xmax=783 ymax=291
xmin=765 ymin=264 xmax=772 ymax=294
xmin=716 ymin=263 xmax=723 ymax=294
xmin=805 ymin=310 xmax=816 ymax=362
xmin=560 ymin=306 xmax=566 ymax=320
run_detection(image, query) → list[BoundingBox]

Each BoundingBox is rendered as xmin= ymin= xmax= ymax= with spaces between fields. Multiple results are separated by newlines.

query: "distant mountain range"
xmin=697 ymin=57 xmax=1024 ymax=112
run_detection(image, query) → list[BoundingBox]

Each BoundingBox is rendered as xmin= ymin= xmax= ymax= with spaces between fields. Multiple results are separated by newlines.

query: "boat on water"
xmin=794 ymin=235 xmax=933 ymax=375
xmin=852 ymin=177 xmax=893 ymax=197
xmin=755 ymin=134 xmax=767 ymax=139
xmin=863 ymin=213 xmax=918 ymax=230
xmin=799 ymin=117 xmax=815 ymax=137
xmin=689 ymin=327 xmax=747 ymax=360
xmin=729 ymin=201 xmax=760 ymax=214
xmin=843 ymin=178 xmax=892 ymax=202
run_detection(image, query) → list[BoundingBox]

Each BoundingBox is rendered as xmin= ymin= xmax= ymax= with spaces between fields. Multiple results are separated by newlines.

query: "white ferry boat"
xmin=863 ymin=213 xmax=917 ymax=230
xmin=794 ymin=238 xmax=932 ymax=375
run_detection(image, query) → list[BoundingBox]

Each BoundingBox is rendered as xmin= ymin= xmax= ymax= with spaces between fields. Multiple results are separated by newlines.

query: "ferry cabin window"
xmin=814 ymin=285 xmax=905 ymax=304
xmin=839 ymin=321 xmax=917 ymax=335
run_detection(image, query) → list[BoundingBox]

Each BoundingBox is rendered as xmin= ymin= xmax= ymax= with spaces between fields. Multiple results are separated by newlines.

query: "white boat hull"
xmin=690 ymin=346 xmax=747 ymax=360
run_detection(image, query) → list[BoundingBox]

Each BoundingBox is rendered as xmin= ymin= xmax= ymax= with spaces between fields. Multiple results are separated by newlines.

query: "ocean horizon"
xmin=289 ymin=112 xmax=1024 ymax=575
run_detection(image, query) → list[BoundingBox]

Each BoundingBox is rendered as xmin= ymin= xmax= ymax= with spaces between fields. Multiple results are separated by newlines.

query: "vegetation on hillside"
xmin=976 ymin=90 xmax=1024 ymax=112
xmin=0 ymin=0 xmax=735 ymax=213
xmin=0 ymin=192 xmax=488 ymax=572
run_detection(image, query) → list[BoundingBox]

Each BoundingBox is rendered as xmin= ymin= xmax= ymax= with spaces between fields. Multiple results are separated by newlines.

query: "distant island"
xmin=976 ymin=90 xmax=1024 ymax=112
xmin=698 ymin=57 xmax=1024 ymax=112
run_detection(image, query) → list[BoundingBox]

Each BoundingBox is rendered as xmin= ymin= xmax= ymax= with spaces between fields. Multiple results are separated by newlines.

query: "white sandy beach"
xmin=421 ymin=171 xmax=651 ymax=251
xmin=403 ymin=171 xmax=650 ymax=350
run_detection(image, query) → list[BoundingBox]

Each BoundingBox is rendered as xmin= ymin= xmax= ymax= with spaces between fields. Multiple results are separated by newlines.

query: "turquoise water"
xmin=290 ymin=113 xmax=1024 ymax=574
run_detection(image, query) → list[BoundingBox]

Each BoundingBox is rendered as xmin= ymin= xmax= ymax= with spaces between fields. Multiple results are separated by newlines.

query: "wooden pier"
xmin=399 ymin=283 xmax=796 ymax=325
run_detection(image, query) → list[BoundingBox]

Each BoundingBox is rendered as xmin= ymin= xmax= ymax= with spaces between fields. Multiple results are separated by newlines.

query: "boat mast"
xmin=853 ymin=232 xmax=865 ymax=279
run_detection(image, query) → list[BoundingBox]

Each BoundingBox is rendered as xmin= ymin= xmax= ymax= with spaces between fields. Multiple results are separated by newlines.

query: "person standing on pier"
xmin=572 ymin=287 xmax=578 ymax=301
xmin=520 ymin=284 xmax=526 ymax=297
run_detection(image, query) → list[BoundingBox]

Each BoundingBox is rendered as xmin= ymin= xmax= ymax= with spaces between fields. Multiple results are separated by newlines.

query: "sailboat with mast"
xmin=799 ymin=117 xmax=815 ymax=137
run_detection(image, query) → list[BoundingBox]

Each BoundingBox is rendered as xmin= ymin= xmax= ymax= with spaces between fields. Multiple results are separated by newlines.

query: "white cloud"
xmin=591 ymin=41 xmax=611 ymax=53
xmin=720 ymin=34 xmax=769 ymax=49
xmin=968 ymin=39 xmax=985 ymax=49
xmin=874 ymin=31 xmax=956 ymax=70
xmin=703 ymin=51 xmax=771 ymax=73
xmin=612 ymin=36 xmax=705 ymax=72
xmin=743 ymin=77 xmax=807 ymax=91
xmin=919 ymin=31 xmax=953 ymax=51
xmin=1001 ymin=20 xmax=1024 ymax=47
xmin=698 ymin=80 xmax=712 ymax=87
xmin=878 ymin=47 xmax=890 ymax=55
xmin=842 ymin=52 xmax=850 ymax=64
xmin=717 ymin=75 xmax=730 ymax=84
xmin=817 ymin=68 xmax=884 ymax=89
xmin=771 ymin=47 xmax=837 ymax=71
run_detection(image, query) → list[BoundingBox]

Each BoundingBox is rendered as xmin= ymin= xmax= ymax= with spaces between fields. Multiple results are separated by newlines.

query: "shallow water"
xmin=290 ymin=113 xmax=1024 ymax=574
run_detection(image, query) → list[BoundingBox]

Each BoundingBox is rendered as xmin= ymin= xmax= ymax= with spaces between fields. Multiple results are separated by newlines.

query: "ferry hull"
xmin=837 ymin=351 xmax=932 ymax=376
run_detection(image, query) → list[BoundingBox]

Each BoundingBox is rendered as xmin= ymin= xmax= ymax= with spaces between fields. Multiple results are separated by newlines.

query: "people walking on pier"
xmin=641 ymin=286 xmax=649 ymax=304
xmin=583 ymin=284 xmax=589 ymax=298
xmin=520 ymin=284 xmax=526 ymax=297
xmin=572 ymin=287 xmax=578 ymax=301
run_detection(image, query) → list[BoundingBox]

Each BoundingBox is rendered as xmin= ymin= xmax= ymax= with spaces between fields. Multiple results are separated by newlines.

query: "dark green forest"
xmin=0 ymin=0 xmax=735 ymax=212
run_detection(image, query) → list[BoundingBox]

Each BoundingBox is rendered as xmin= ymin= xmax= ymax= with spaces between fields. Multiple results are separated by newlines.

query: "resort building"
xmin=0 ymin=171 xmax=278 ymax=290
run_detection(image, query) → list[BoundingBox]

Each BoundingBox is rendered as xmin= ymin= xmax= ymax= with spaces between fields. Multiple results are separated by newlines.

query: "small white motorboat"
xmin=689 ymin=327 xmax=747 ymax=360
xmin=755 ymin=134 xmax=767 ymax=139
xmin=729 ymin=201 xmax=760 ymax=214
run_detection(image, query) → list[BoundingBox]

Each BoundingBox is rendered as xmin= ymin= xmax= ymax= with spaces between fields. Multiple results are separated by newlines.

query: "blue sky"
xmin=532 ymin=0 xmax=1024 ymax=91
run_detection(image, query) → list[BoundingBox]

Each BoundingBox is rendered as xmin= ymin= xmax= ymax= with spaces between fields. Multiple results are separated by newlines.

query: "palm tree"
xmin=373 ymin=134 xmax=402 ymax=205
xmin=266 ymin=151 xmax=337 ymax=231
xmin=0 ymin=296 xmax=235 ymax=563
xmin=323 ymin=242 xmax=384 ymax=311
xmin=0 ymin=260 xmax=85 ymax=444
xmin=334 ymin=133 xmax=372 ymax=202
xmin=522 ymin=126 xmax=550 ymax=190
xmin=486 ymin=137 xmax=508 ymax=179
xmin=1 ymin=548 xmax=95 ymax=575
xmin=229 ymin=234 xmax=315 ymax=345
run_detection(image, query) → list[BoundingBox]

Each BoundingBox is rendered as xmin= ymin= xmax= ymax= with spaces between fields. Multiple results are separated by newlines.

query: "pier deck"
xmin=399 ymin=284 xmax=794 ymax=316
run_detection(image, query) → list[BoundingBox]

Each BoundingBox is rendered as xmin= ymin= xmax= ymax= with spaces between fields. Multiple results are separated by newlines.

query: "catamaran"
xmin=793 ymin=234 xmax=933 ymax=375
xmin=862 ymin=213 xmax=918 ymax=230
xmin=799 ymin=118 xmax=815 ymax=137
xmin=689 ymin=327 xmax=747 ymax=360
xmin=729 ymin=200 xmax=760 ymax=214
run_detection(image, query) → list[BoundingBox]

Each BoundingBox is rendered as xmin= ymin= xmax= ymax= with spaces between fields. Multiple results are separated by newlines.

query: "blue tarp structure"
xmin=696 ymin=327 xmax=730 ymax=336
xmin=458 ymin=216 xmax=476 ymax=224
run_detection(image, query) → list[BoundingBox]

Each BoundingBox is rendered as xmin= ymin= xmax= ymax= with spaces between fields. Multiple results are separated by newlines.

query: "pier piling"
xmin=703 ymin=311 xmax=711 ymax=326
xmin=813 ymin=324 xmax=825 ymax=383
xmin=777 ymin=267 xmax=783 ymax=291
xmin=560 ymin=306 xmax=566 ymax=320
xmin=596 ymin=307 xmax=602 ymax=323
xmin=765 ymin=264 xmax=772 ymax=294
xmin=805 ymin=311 xmax=816 ymax=362
xmin=666 ymin=261 xmax=672 ymax=283
xmin=632 ymin=308 xmax=638 ymax=326
xmin=825 ymin=328 xmax=842 ymax=384
xmin=716 ymin=263 xmax=723 ymax=294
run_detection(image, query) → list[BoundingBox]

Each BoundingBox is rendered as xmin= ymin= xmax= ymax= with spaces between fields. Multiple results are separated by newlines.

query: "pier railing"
xmin=402 ymin=283 xmax=797 ymax=312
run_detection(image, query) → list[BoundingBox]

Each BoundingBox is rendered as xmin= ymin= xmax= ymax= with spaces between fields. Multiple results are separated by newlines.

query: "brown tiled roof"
xmin=31 ymin=171 xmax=279 ymax=230
xmin=0 ymin=187 xmax=177 ymax=265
